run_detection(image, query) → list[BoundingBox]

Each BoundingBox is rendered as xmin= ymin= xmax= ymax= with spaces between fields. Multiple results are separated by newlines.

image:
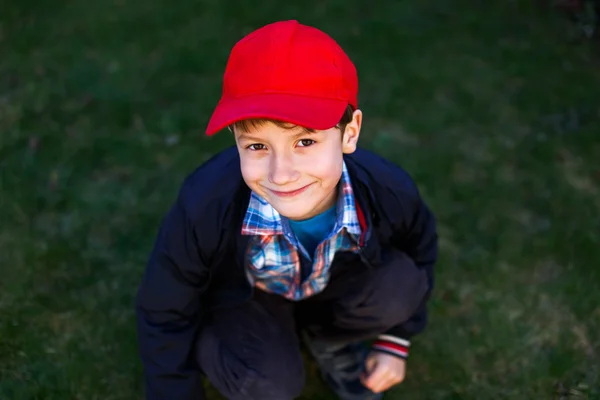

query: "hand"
xmin=360 ymin=352 xmax=406 ymax=393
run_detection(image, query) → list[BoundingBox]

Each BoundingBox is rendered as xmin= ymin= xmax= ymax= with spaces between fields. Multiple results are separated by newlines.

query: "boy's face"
xmin=234 ymin=110 xmax=362 ymax=221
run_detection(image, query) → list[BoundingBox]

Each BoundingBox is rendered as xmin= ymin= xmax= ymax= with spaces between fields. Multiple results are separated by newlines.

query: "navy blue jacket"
xmin=136 ymin=146 xmax=438 ymax=400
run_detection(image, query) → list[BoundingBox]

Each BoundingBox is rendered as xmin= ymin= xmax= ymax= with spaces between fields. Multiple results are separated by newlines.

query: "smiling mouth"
xmin=269 ymin=183 xmax=314 ymax=198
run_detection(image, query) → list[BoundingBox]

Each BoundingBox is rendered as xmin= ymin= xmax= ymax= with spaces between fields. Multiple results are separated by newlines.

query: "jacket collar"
xmin=344 ymin=155 xmax=387 ymax=266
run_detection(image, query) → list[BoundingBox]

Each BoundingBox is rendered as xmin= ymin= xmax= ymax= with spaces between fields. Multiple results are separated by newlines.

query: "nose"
xmin=268 ymin=151 xmax=300 ymax=186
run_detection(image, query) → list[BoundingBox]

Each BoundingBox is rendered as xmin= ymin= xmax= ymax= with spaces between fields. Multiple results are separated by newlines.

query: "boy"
xmin=136 ymin=20 xmax=437 ymax=400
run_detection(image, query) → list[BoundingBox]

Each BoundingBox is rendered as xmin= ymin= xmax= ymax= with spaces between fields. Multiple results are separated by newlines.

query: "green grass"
xmin=1 ymin=0 xmax=600 ymax=399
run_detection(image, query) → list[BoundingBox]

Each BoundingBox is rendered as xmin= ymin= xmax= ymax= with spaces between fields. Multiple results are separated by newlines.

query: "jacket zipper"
xmin=357 ymin=215 xmax=374 ymax=269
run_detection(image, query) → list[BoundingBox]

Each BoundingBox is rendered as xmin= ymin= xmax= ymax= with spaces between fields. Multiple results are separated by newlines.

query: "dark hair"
xmin=230 ymin=104 xmax=355 ymax=134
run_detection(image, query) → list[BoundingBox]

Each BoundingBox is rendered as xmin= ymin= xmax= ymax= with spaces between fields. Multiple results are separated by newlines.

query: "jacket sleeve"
xmin=385 ymin=188 xmax=438 ymax=341
xmin=135 ymin=193 xmax=210 ymax=400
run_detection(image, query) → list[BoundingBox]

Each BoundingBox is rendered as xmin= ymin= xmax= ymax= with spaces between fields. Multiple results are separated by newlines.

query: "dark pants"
xmin=195 ymin=250 xmax=427 ymax=400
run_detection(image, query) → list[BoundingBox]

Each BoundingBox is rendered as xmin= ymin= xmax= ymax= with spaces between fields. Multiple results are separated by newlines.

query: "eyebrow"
xmin=236 ymin=133 xmax=261 ymax=143
xmin=236 ymin=129 xmax=318 ymax=143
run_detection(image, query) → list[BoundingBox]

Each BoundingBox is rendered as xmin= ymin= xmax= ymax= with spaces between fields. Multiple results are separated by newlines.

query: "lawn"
xmin=1 ymin=0 xmax=599 ymax=399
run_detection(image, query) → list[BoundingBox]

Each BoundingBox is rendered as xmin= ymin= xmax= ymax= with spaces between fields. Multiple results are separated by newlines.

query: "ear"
xmin=342 ymin=109 xmax=362 ymax=154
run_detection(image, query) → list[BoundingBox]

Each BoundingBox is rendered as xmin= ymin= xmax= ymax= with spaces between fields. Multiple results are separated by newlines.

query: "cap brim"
xmin=205 ymin=93 xmax=348 ymax=136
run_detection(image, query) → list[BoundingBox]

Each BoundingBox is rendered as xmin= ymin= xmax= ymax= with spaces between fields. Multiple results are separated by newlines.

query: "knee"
xmin=196 ymin=325 xmax=305 ymax=400
xmin=226 ymin=346 xmax=305 ymax=400
xmin=341 ymin=251 xmax=428 ymax=330
xmin=374 ymin=250 xmax=429 ymax=325
xmin=245 ymin=340 xmax=305 ymax=399
xmin=243 ymin=367 xmax=305 ymax=400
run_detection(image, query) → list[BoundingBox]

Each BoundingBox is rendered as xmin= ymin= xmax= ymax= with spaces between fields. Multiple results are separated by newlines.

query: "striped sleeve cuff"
xmin=371 ymin=334 xmax=410 ymax=359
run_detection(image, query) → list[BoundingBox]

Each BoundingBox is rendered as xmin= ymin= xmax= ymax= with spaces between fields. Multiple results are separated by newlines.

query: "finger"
xmin=361 ymin=356 xmax=378 ymax=383
xmin=364 ymin=368 xmax=391 ymax=393
xmin=365 ymin=355 xmax=377 ymax=374
xmin=374 ymin=375 xmax=396 ymax=393
xmin=376 ymin=376 xmax=401 ymax=393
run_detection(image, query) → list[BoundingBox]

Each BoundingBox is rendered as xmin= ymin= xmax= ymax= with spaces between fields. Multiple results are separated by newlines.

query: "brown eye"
xmin=298 ymin=139 xmax=315 ymax=147
xmin=247 ymin=144 xmax=266 ymax=151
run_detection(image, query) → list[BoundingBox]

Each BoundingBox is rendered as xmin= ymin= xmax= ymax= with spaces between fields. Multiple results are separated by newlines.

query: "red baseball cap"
xmin=205 ymin=20 xmax=358 ymax=136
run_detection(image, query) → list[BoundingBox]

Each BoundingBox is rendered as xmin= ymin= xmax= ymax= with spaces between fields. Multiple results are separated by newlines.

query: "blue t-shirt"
xmin=288 ymin=204 xmax=337 ymax=258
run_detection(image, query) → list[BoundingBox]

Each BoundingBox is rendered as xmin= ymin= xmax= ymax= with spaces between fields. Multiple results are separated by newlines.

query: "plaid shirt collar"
xmin=241 ymin=161 xmax=362 ymax=239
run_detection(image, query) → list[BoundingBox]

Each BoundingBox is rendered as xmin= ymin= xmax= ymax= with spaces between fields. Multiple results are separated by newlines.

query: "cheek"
xmin=303 ymin=152 xmax=343 ymax=184
xmin=239 ymin=157 xmax=265 ymax=183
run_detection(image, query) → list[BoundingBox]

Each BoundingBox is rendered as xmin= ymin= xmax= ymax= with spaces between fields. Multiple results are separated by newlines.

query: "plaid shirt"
xmin=241 ymin=162 xmax=362 ymax=301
